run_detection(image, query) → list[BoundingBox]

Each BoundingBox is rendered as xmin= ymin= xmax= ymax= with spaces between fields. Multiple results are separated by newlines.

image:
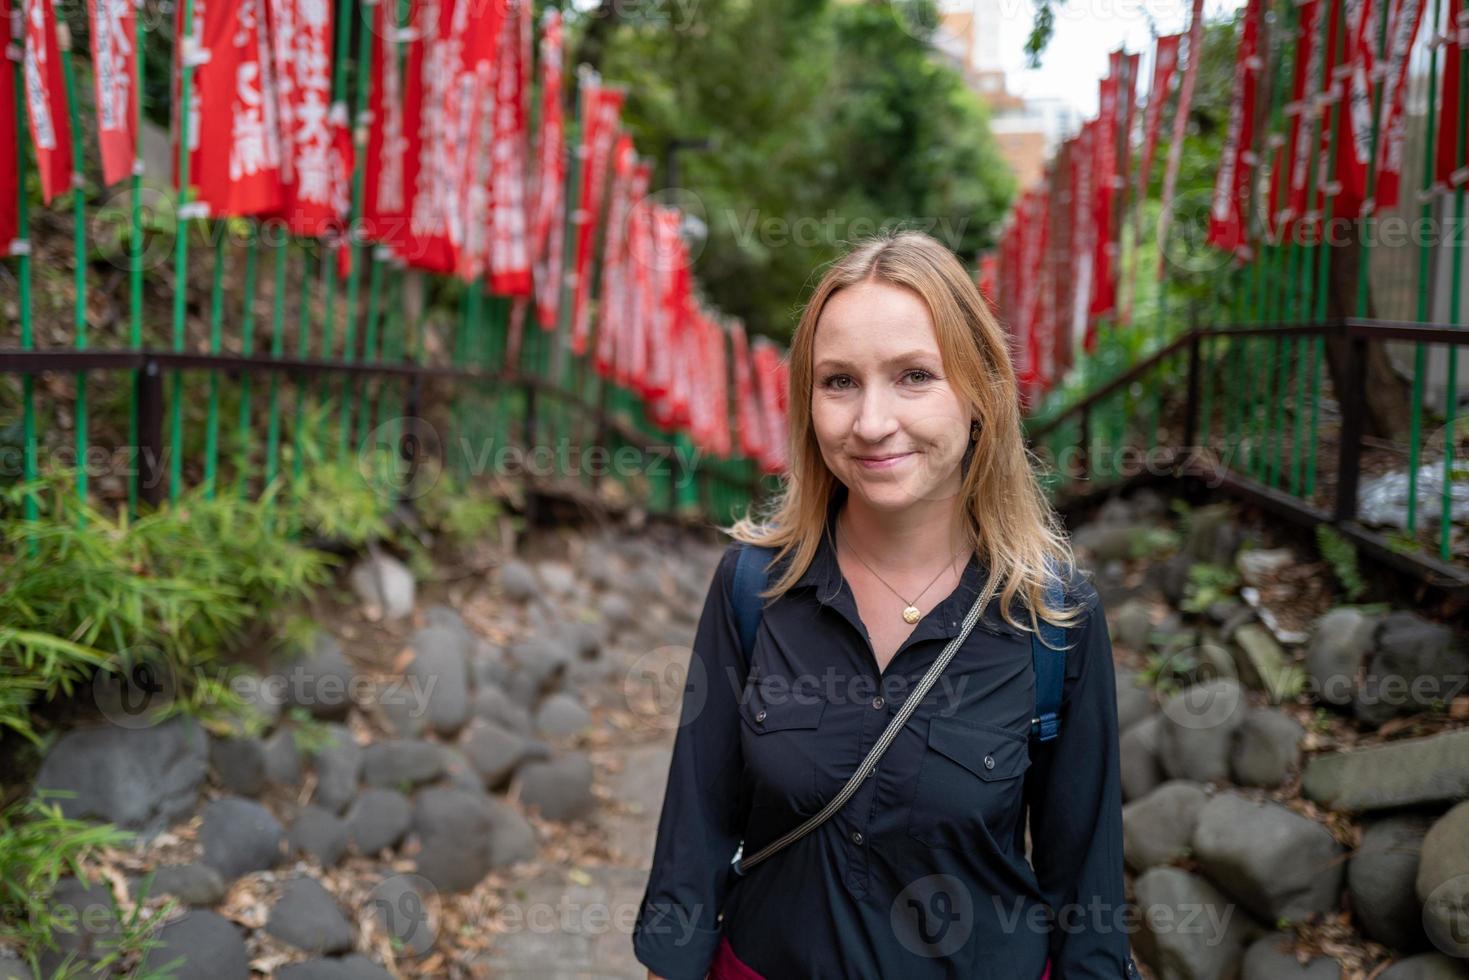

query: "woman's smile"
xmin=852 ymin=451 xmax=915 ymax=470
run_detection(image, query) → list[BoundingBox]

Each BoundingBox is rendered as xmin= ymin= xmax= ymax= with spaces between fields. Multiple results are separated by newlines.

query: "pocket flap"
xmin=739 ymin=694 xmax=826 ymax=733
xmin=925 ymin=718 xmax=1030 ymax=780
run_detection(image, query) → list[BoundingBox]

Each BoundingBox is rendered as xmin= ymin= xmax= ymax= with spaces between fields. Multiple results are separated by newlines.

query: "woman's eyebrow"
xmin=814 ymin=351 xmax=939 ymax=372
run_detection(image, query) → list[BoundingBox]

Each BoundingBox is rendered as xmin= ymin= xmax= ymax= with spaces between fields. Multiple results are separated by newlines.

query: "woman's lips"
xmin=853 ymin=452 xmax=914 ymax=470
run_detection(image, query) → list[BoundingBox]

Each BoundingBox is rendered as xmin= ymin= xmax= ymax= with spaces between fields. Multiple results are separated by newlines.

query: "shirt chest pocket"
xmin=907 ymin=717 xmax=1032 ymax=851
xmin=739 ymin=694 xmax=828 ymax=818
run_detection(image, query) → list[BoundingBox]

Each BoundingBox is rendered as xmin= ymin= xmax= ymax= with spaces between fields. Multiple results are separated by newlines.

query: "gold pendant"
xmin=902 ymin=605 xmax=921 ymax=624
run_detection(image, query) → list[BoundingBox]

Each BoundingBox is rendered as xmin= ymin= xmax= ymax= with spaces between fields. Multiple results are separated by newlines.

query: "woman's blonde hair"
xmin=719 ymin=228 xmax=1086 ymax=641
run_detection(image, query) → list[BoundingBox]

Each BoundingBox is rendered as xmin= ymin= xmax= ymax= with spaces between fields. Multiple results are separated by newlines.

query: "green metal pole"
xmin=238 ymin=222 xmax=261 ymax=499
xmin=127 ymin=0 xmax=146 ymax=515
xmin=10 ymin=5 xmax=38 ymax=527
xmin=170 ymin=0 xmax=201 ymax=501
xmin=204 ymin=229 xmax=226 ymax=497
xmin=1441 ymin=0 xmax=1468 ymax=558
xmin=60 ymin=34 xmax=88 ymax=516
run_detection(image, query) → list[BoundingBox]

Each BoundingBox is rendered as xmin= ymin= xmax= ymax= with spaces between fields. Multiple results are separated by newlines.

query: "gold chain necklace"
xmin=837 ymin=521 xmax=962 ymax=625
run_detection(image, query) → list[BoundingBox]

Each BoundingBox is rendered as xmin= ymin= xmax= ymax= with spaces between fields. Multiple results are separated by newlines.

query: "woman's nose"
xmin=853 ymin=388 xmax=899 ymax=442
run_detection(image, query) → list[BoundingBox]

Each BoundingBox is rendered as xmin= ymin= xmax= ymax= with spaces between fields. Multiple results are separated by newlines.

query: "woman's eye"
xmin=904 ymin=369 xmax=934 ymax=384
xmin=822 ymin=375 xmax=854 ymax=390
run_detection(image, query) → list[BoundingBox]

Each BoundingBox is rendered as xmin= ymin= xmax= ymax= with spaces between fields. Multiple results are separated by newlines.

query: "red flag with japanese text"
xmin=1088 ymin=58 xmax=1119 ymax=319
xmin=569 ymin=82 xmax=625 ymax=356
xmin=594 ymin=133 xmax=635 ymax=378
xmin=363 ymin=0 xmax=410 ymax=250
xmin=2 ymin=0 xmax=19 ymax=249
xmin=1138 ymin=34 xmax=1180 ymax=202
xmin=398 ymin=0 xmax=455 ymax=271
xmin=1208 ymin=0 xmax=1263 ymax=254
xmin=173 ymin=0 xmax=283 ymax=216
xmin=22 ymin=0 xmax=72 ymax=203
xmin=265 ymin=0 xmax=339 ymax=233
xmin=530 ymin=9 xmax=564 ymax=328
xmin=1434 ymin=0 xmax=1467 ymax=189
xmin=444 ymin=0 xmax=505 ymax=281
xmin=488 ymin=0 xmax=532 ymax=295
xmin=88 ymin=0 xmax=138 ymax=186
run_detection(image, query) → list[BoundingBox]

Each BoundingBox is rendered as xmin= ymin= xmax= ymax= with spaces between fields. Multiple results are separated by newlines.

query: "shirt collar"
xmin=791 ymin=493 xmax=1023 ymax=639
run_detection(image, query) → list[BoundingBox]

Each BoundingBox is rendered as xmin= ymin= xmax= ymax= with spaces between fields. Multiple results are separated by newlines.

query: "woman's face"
xmin=810 ymin=279 xmax=971 ymax=514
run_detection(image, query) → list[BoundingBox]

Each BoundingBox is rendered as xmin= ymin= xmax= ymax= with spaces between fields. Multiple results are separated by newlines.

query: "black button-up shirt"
xmin=633 ymin=502 xmax=1136 ymax=980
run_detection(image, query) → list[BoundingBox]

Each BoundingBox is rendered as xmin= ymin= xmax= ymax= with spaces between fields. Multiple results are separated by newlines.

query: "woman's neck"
xmin=836 ymin=495 xmax=968 ymax=576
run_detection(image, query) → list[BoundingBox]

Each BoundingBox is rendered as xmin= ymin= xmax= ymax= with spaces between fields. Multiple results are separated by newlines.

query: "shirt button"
xmin=1125 ymin=961 xmax=1136 ymax=976
xmin=851 ymin=831 xmax=864 ymax=845
xmin=871 ymin=696 xmax=884 ymax=710
xmin=983 ymin=754 xmax=996 ymax=770
xmin=755 ymin=709 xmax=767 ymax=723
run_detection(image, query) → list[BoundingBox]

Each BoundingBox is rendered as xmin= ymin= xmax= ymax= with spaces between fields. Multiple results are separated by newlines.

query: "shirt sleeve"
xmin=1024 ymin=576 xmax=1139 ymax=980
xmin=632 ymin=543 xmax=752 ymax=980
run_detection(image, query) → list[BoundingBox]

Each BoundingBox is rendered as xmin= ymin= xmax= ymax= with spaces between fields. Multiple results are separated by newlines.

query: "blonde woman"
xmin=632 ymin=230 xmax=1135 ymax=980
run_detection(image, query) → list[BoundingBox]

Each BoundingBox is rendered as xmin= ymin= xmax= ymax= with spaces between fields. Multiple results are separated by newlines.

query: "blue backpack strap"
xmin=731 ymin=544 xmax=775 ymax=669
xmin=1030 ymin=558 xmax=1070 ymax=743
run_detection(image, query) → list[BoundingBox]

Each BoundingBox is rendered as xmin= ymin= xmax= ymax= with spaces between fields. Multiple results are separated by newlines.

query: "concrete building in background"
xmin=932 ymin=0 xmax=1078 ymax=187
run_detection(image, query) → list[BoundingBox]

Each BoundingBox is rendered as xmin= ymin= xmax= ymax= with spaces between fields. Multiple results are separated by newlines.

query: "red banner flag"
xmin=594 ymin=132 xmax=635 ymax=378
xmin=488 ymin=0 xmax=532 ymax=295
xmin=362 ymin=0 xmax=410 ymax=250
xmin=1208 ymin=0 xmax=1264 ymax=255
xmin=1434 ymin=0 xmax=1468 ymax=190
xmin=620 ymin=160 xmax=653 ymax=390
xmin=1088 ymin=57 xmax=1119 ymax=319
xmin=1157 ymin=0 xmax=1206 ymax=278
xmin=569 ymin=81 xmax=625 ymax=356
xmin=399 ymin=0 xmax=454 ymax=271
xmin=1138 ymin=34 xmax=1180 ymax=202
xmin=265 ymin=0 xmax=337 ymax=234
xmin=2 ymin=0 xmax=19 ymax=250
xmin=1271 ymin=0 xmax=1322 ymax=241
xmin=444 ymin=0 xmax=504 ymax=281
xmin=22 ymin=0 xmax=72 ymax=203
xmin=88 ymin=0 xmax=138 ymax=186
xmin=1341 ymin=0 xmax=1425 ymax=213
xmin=529 ymin=8 xmax=564 ymax=328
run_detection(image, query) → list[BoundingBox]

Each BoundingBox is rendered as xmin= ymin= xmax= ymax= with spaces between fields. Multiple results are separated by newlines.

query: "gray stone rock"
xmin=1236 ymin=548 xmax=1294 ymax=587
xmin=406 ymin=624 xmax=472 ymax=736
xmin=471 ymin=642 xmax=512 ymax=691
xmin=462 ymin=721 xmax=527 ymax=789
xmin=309 ymin=724 xmax=362 ymax=815
xmin=0 ymin=958 xmax=31 ymax=980
xmin=276 ymin=956 xmax=394 ymax=980
xmin=1123 ymin=781 xmax=1209 ymax=872
xmin=498 ymin=560 xmax=539 ymax=602
xmin=486 ymin=797 xmax=539 ymax=867
xmin=210 ymin=736 xmax=267 ymax=797
xmin=31 ymin=716 xmax=209 ymax=839
xmin=1416 ymin=800 xmax=1469 ymax=959
xmin=132 ymin=863 xmax=226 ymax=907
xmin=1232 ymin=624 xmax=1304 ymax=703
xmin=1191 ymin=792 xmax=1345 ymax=924
xmin=510 ymin=638 xmax=572 ymax=698
xmin=1301 ymin=730 xmax=1469 ymax=812
xmin=367 ymin=874 xmax=437 ymax=958
xmin=536 ymin=561 xmax=578 ymax=598
xmin=36 ymin=876 xmax=121 ymax=977
xmin=1378 ymin=954 xmax=1469 ymax=980
xmin=470 ymin=681 xmax=534 ymax=734
xmin=347 ymin=788 xmax=412 ymax=854
xmin=1132 ymin=866 xmax=1260 ymax=980
xmin=559 ymin=619 xmax=603 ymax=661
xmin=281 ymin=633 xmax=356 ymax=720
xmin=287 ymin=804 xmax=350 ymax=867
xmin=411 ymin=787 xmax=494 ymax=893
xmin=1190 ymin=504 xmax=1243 ymax=565
xmin=1121 ymin=714 xmax=1166 ymax=803
xmin=263 ymin=727 xmax=303 ymax=787
xmin=1115 ymin=600 xmax=1154 ymax=653
xmin=1116 ymin=665 xmax=1154 ymax=732
xmin=265 ymin=877 xmax=355 ymax=955
xmin=1241 ymin=933 xmax=1341 ymax=980
xmin=599 ymin=593 xmax=634 ymax=631
xmin=535 ymin=693 xmax=592 ymax=738
xmin=1157 ymin=678 xmax=1248 ymax=784
xmin=437 ymin=745 xmax=484 ymax=792
xmin=1349 ymin=814 xmax=1432 ymax=952
xmin=350 ymin=551 xmax=416 ymax=620
xmin=1356 ymin=612 xmax=1469 ymax=727
xmin=362 ymin=739 xmax=445 ymax=790
xmin=199 ymin=797 xmax=287 ymax=880
xmin=140 ymin=910 xmax=250 ymax=980
xmin=515 ymin=752 xmax=595 ymax=822
xmin=1230 ymin=709 xmax=1305 ymax=789
xmin=1306 ymin=607 xmax=1378 ymax=707
xmin=1073 ymin=523 xmax=1141 ymax=563
xmin=422 ymin=604 xmax=471 ymax=640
